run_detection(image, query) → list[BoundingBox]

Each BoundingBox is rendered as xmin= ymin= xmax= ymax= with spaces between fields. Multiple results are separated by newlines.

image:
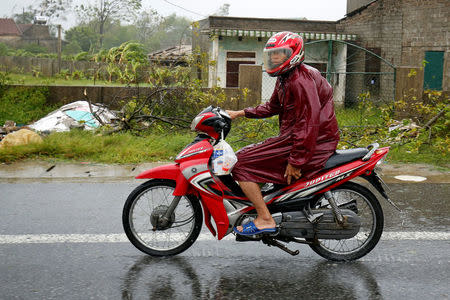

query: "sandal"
xmin=233 ymin=221 xmax=277 ymax=236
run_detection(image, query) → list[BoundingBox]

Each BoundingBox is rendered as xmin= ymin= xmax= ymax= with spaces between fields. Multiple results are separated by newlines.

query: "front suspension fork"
xmin=160 ymin=196 xmax=182 ymax=227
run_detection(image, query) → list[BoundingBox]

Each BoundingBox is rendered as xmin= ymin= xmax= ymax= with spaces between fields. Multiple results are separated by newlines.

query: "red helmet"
xmin=263 ymin=31 xmax=305 ymax=77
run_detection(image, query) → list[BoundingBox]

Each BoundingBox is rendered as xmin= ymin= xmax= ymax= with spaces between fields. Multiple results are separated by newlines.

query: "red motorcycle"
xmin=123 ymin=106 xmax=398 ymax=261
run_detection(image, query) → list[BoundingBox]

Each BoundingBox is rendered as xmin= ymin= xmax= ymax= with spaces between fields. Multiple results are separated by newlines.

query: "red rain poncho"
xmin=232 ymin=64 xmax=340 ymax=184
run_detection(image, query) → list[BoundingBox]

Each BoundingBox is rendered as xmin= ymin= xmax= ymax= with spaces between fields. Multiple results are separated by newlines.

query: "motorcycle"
xmin=123 ymin=106 xmax=399 ymax=261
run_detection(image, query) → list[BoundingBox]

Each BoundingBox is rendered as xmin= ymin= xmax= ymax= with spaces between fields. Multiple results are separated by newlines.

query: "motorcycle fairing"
xmin=135 ymin=164 xmax=191 ymax=196
xmin=176 ymin=140 xmax=231 ymax=240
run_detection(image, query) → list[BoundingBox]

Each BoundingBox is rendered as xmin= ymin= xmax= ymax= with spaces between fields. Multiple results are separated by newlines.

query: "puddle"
xmin=394 ymin=175 xmax=427 ymax=182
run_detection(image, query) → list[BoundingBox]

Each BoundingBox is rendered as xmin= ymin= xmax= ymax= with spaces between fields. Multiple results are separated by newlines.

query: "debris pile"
xmin=29 ymin=101 xmax=117 ymax=132
xmin=388 ymin=120 xmax=421 ymax=141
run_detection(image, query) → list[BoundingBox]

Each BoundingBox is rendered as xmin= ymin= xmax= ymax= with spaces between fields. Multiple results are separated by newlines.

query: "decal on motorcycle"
xmin=271 ymin=165 xmax=364 ymax=203
xmin=305 ymin=169 xmax=341 ymax=187
xmin=177 ymin=147 xmax=207 ymax=160
xmin=190 ymin=172 xmax=222 ymax=196
xmin=182 ymin=164 xmax=209 ymax=180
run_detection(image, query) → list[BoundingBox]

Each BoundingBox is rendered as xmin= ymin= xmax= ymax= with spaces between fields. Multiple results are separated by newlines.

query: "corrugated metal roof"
xmin=0 ymin=18 xmax=22 ymax=36
xmin=209 ymin=28 xmax=357 ymax=41
xmin=148 ymin=45 xmax=192 ymax=61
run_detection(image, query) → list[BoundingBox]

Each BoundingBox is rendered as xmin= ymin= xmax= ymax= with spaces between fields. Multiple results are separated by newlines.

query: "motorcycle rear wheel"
xmin=123 ymin=179 xmax=203 ymax=256
xmin=307 ymin=181 xmax=384 ymax=261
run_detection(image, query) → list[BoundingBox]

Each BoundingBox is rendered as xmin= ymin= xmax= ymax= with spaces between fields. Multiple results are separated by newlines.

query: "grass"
xmin=0 ymin=130 xmax=448 ymax=168
xmin=387 ymin=144 xmax=449 ymax=167
xmin=5 ymin=73 xmax=153 ymax=87
xmin=0 ymin=130 xmax=195 ymax=164
xmin=335 ymin=106 xmax=383 ymax=127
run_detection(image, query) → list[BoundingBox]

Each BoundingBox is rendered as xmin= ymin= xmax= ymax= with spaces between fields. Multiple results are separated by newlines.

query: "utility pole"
xmin=57 ymin=24 xmax=62 ymax=73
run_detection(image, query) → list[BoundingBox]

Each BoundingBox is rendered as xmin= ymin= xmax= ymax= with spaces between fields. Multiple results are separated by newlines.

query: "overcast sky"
xmin=1 ymin=0 xmax=348 ymax=28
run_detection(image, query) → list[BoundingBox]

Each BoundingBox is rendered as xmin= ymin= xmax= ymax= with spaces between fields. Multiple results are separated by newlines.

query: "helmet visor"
xmin=263 ymin=48 xmax=292 ymax=72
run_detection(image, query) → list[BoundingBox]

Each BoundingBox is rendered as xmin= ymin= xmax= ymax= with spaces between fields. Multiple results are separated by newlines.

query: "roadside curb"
xmin=0 ymin=161 xmax=448 ymax=183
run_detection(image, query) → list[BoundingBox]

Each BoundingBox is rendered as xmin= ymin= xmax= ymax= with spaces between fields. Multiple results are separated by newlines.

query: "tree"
xmin=37 ymin=0 xmax=73 ymax=22
xmin=156 ymin=14 xmax=192 ymax=49
xmin=102 ymin=22 xmax=137 ymax=50
xmin=13 ymin=6 xmax=36 ymax=24
xmin=75 ymin=0 xmax=142 ymax=48
xmin=64 ymin=25 xmax=99 ymax=52
xmin=213 ymin=3 xmax=230 ymax=16
xmin=133 ymin=9 xmax=162 ymax=46
xmin=13 ymin=1 xmax=73 ymax=24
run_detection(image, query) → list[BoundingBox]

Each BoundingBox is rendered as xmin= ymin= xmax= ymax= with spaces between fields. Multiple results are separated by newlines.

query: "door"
xmin=423 ymin=51 xmax=444 ymax=90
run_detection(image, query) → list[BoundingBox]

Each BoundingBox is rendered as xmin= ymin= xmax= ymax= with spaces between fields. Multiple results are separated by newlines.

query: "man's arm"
xmin=226 ymin=110 xmax=245 ymax=120
xmin=226 ymin=80 xmax=282 ymax=120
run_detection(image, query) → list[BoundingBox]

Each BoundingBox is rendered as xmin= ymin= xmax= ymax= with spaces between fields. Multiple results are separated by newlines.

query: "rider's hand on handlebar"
xmin=284 ymin=163 xmax=302 ymax=185
xmin=225 ymin=110 xmax=245 ymax=120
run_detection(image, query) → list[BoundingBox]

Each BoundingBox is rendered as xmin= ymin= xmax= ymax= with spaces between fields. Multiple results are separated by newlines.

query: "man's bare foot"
xmin=236 ymin=217 xmax=276 ymax=233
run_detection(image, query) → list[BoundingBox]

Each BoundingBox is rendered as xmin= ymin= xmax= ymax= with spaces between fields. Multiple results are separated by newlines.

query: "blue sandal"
xmin=233 ymin=221 xmax=277 ymax=236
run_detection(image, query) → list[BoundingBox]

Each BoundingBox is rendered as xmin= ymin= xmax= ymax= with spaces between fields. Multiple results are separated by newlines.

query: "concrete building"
xmin=193 ymin=0 xmax=449 ymax=105
xmin=193 ymin=16 xmax=358 ymax=104
xmin=338 ymin=0 xmax=449 ymax=95
xmin=0 ymin=18 xmax=58 ymax=52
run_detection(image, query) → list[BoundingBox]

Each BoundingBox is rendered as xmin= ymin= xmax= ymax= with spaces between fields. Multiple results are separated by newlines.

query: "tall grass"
xmin=0 ymin=129 xmax=448 ymax=167
xmin=0 ymin=130 xmax=195 ymax=163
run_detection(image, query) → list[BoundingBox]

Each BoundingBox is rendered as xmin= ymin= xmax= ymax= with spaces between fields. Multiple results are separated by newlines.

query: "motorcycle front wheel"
xmin=123 ymin=179 xmax=203 ymax=256
xmin=307 ymin=181 xmax=384 ymax=261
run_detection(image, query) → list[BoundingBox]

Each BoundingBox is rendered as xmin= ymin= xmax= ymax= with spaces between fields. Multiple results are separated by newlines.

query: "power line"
xmin=162 ymin=0 xmax=208 ymax=18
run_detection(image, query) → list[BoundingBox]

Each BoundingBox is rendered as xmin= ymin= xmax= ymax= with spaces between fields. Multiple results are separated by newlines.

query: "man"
xmin=226 ymin=31 xmax=340 ymax=236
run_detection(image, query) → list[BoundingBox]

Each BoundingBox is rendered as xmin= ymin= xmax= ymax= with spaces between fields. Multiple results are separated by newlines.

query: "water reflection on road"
xmin=120 ymin=182 xmax=449 ymax=300
xmin=381 ymin=183 xmax=450 ymax=231
xmin=121 ymin=256 xmax=382 ymax=299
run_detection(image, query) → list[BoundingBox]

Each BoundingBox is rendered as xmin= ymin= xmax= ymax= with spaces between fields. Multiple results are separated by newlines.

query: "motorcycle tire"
xmin=307 ymin=181 xmax=384 ymax=261
xmin=123 ymin=179 xmax=203 ymax=257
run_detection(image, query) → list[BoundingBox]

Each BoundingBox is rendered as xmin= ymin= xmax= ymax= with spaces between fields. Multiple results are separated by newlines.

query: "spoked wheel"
xmin=123 ymin=180 xmax=203 ymax=256
xmin=307 ymin=181 xmax=384 ymax=261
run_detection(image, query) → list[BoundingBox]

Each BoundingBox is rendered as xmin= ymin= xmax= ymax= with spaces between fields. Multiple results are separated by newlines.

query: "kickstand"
xmin=262 ymin=237 xmax=299 ymax=256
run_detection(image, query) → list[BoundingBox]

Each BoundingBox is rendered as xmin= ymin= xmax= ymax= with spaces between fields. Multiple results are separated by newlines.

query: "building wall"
xmin=0 ymin=36 xmax=21 ymax=46
xmin=213 ymin=37 xmax=347 ymax=103
xmin=347 ymin=0 xmax=376 ymax=14
xmin=206 ymin=16 xmax=337 ymax=33
xmin=0 ymin=25 xmax=58 ymax=52
xmin=338 ymin=0 xmax=449 ymax=94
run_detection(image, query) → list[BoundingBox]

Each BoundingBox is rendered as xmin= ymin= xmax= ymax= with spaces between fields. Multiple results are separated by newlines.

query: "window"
xmin=226 ymin=51 xmax=256 ymax=87
xmin=424 ymin=51 xmax=444 ymax=90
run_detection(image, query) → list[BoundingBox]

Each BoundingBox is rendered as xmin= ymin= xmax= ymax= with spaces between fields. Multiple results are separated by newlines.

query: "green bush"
xmin=74 ymin=51 xmax=92 ymax=61
xmin=0 ymin=42 xmax=11 ymax=56
xmin=0 ymin=86 xmax=57 ymax=125
xmin=22 ymin=44 xmax=48 ymax=54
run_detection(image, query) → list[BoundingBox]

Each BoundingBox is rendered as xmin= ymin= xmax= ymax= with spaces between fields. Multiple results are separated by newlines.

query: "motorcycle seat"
xmin=324 ymin=148 xmax=369 ymax=170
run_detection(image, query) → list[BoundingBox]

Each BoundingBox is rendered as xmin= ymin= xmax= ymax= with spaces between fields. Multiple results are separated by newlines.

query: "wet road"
xmin=0 ymin=181 xmax=449 ymax=299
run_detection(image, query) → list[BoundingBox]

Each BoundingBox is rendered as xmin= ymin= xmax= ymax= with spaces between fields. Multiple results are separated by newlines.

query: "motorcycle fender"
xmin=362 ymin=172 xmax=389 ymax=200
xmin=363 ymin=171 xmax=401 ymax=211
xmin=135 ymin=163 xmax=190 ymax=196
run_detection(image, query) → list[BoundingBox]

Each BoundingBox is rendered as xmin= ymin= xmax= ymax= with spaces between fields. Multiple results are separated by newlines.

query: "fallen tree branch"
xmin=424 ymin=109 xmax=446 ymax=129
xmin=134 ymin=114 xmax=190 ymax=128
xmin=84 ymin=88 xmax=105 ymax=126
